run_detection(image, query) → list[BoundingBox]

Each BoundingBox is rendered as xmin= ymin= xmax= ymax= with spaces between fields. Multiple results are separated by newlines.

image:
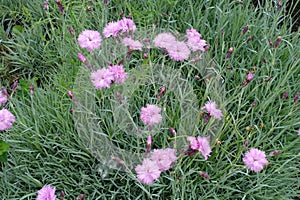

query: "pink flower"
xmin=0 ymin=91 xmax=7 ymax=106
xmin=185 ymin=28 xmax=207 ymax=52
xmin=186 ymin=38 xmax=207 ymax=52
xmin=78 ymin=30 xmax=102 ymax=52
xmin=167 ymin=41 xmax=191 ymax=61
xmin=140 ymin=104 xmax=162 ymax=125
xmin=122 ymin=37 xmax=143 ymax=50
xmin=153 ymin=32 xmax=176 ymax=49
xmin=150 ymin=148 xmax=177 ymax=171
xmin=298 ymin=129 xmax=300 ymax=136
xmin=186 ymin=28 xmax=202 ymax=40
xmin=108 ymin=65 xmax=127 ymax=84
xmin=187 ymin=136 xmax=211 ymax=160
xmin=243 ymin=148 xmax=268 ymax=172
xmin=103 ymin=21 xmax=121 ymax=38
xmin=201 ymin=101 xmax=223 ymax=120
xmin=135 ymin=158 xmax=161 ymax=184
xmin=0 ymin=109 xmax=15 ymax=131
xmin=36 ymin=185 xmax=57 ymax=200
xmin=118 ymin=18 xmax=136 ymax=33
xmin=90 ymin=68 xmax=114 ymax=90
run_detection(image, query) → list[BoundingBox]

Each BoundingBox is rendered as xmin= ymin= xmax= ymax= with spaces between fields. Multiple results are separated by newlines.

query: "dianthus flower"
xmin=36 ymin=185 xmax=57 ymax=200
xmin=103 ymin=21 xmax=121 ymax=38
xmin=135 ymin=158 xmax=161 ymax=184
xmin=298 ymin=129 xmax=300 ymax=136
xmin=122 ymin=37 xmax=143 ymax=50
xmin=167 ymin=41 xmax=191 ymax=61
xmin=186 ymin=28 xmax=202 ymax=40
xmin=0 ymin=91 xmax=7 ymax=106
xmin=0 ymin=109 xmax=15 ymax=131
xmin=186 ymin=38 xmax=207 ymax=52
xmin=187 ymin=136 xmax=211 ymax=160
xmin=118 ymin=18 xmax=136 ymax=33
xmin=108 ymin=64 xmax=127 ymax=84
xmin=243 ymin=148 xmax=268 ymax=172
xmin=78 ymin=30 xmax=102 ymax=52
xmin=90 ymin=68 xmax=114 ymax=90
xmin=140 ymin=104 xmax=162 ymax=125
xmin=153 ymin=32 xmax=176 ymax=49
xmin=150 ymin=148 xmax=177 ymax=171
xmin=201 ymin=101 xmax=223 ymax=120
xmin=185 ymin=28 xmax=207 ymax=52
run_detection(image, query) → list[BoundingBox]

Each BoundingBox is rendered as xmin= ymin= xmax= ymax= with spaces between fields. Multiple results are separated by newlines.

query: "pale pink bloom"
xmin=298 ymin=129 xmax=300 ymax=136
xmin=153 ymin=32 xmax=176 ymax=49
xmin=36 ymin=185 xmax=57 ymax=200
xmin=78 ymin=30 xmax=102 ymax=52
xmin=0 ymin=109 xmax=15 ymax=131
xmin=103 ymin=21 xmax=121 ymax=38
xmin=135 ymin=158 xmax=161 ymax=184
xmin=243 ymin=148 xmax=268 ymax=172
xmin=0 ymin=91 xmax=7 ymax=106
xmin=140 ymin=104 xmax=162 ymax=125
xmin=187 ymin=136 xmax=211 ymax=160
xmin=118 ymin=18 xmax=136 ymax=33
xmin=187 ymin=136 xmax=199 ymax=150
xmin=167 ymin=41 xmax=191 ymax=61
xmin=122 ymin=37 xmax=143 ymax=50
xmin=247 ymin=73 xmax=254 ymax=81
xmin=201 ymin=101 xmax=223 ymax=120
xmin=90 ymin=68 xmax=114 ymax=90
xmin=186 ymin=28 xmax=202 ymax=40
xmin=186 ymin=28 xmax=207 ymax=52
xmin=108 ymin=65 xmax=127 ymax=84
xmin=186 ymin=38 xmax=207 ymax=52
xmin=150 ymin=148 xmax=177 ymax=171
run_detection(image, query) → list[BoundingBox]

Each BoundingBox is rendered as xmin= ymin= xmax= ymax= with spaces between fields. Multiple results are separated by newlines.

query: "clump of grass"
xmin=0 ymin=0 xmax=299 ymax=199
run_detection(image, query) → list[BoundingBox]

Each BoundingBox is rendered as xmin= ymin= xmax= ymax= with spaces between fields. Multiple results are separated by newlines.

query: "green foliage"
xmin=0 ymin=0 xmax=299 ymax=199
xmin=0 ymin=140 xmax=9 ymax=162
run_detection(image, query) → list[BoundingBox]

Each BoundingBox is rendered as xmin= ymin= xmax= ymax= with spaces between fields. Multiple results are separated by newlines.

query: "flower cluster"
xmin=135 ymin=148 xmax=177 ymax=184
xmin=153 ymin=28 xmax=208 ymax=61
xmin=90 ymin=64 xmax=127 ymax=90
xmin=103 ymin=18 xmax=136 ymax=38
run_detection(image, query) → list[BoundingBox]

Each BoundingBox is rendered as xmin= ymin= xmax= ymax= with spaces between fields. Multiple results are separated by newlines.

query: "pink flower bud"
xmin=78 ymin=53 xmax=86 ymax=63
xmin=269 ymin=150 xmax=281 ymax=156
xmin=246 ymin=35 xmax=253 ymax=42
xmin=43 ymin=0 xmax=49 ymax=11
xmin=77 ymin=194 xmax=85 ymax=200
xmin=30 ymin=83 xmax=34 ymax=95
xmin=246 ymin=73 xmax=254 ymax=81
xmin=226 ymin=47 xmax=234 ymax=60
xmin=68 ymin=27 xmax=75 ymax=36
xmin=198 ymin=171 xmax=210 ymax=179
xmin=282 ymin=91 xmax=288 ymax=100
xmin=294 ymin=93 xmax=299 ymax=103
xmin=274 ymin=36 xmax=281 ymax=48
xmin=145 ymin=136 xmax=152 ymax=154
xmin=67 ymin=90 xmax=74 ymax=99
xmin=242 ymin=25 xmax=249 ymax=35
xmin=169 ymin=127 xmax=176 ymax=135
xmin=56 ymin=0 xmax=64 ymax=14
